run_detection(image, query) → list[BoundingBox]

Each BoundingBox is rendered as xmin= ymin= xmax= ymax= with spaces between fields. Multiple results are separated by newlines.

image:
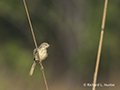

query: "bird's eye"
xmin=45 ymin=43 xmax=47 ymax=46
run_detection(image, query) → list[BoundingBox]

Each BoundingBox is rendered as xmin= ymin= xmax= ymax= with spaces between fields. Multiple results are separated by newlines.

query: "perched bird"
xmin=29 ymin=42 xmax=50 ymax=76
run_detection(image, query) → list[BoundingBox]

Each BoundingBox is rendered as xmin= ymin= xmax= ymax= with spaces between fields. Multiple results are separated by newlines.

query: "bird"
xmin=29 ymin=42 xmax=50 ymax=76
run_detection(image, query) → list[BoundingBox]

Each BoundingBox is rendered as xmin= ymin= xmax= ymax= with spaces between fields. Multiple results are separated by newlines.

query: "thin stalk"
xmin=23 ymin=0 xmax=49 ymax=90
xmin=92 ymin=0 xmax=108 ymax=90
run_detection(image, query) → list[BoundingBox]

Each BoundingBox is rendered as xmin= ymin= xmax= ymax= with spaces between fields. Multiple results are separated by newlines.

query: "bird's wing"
xmin=29 ymin=61 xmax=36 ymax=76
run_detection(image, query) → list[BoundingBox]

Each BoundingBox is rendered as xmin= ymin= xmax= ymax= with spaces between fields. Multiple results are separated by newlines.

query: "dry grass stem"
xmin=23 ymin=0 xmax=49 ymax=90
xmin=92 ymin=0 xmax=108 ymax=90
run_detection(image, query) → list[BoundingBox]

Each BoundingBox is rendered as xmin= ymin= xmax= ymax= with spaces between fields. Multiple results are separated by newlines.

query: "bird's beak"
xmin=49 ymin=44 xmax=51 ymax=47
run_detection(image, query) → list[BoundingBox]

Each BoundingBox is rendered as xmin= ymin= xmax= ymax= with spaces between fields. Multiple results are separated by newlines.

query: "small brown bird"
xmin=29 ymin=42 xmax=50 ymax=76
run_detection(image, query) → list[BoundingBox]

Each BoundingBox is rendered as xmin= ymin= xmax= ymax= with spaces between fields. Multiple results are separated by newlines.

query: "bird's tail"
xmin=29 ymin=61 xmax=36 ymax=76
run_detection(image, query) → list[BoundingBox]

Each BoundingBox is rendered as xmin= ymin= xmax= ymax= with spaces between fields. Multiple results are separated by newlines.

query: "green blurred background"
xmin=0 ymin=0 xmax=120 ymax=90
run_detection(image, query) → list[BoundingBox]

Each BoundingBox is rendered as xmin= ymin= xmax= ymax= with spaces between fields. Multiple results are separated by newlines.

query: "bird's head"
xmin=39 ymin=42 xmax=50 ymax=49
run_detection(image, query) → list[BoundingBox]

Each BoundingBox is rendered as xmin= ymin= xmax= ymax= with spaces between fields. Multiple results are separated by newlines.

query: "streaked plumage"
xmin=29 ymin=42 xmax=50 ymax=76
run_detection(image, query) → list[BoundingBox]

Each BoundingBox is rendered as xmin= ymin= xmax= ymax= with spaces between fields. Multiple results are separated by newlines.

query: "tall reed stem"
xmin=92 ymin=0 xmax=108 ymax=90
xmin=23 ymin=0 xmax=49 ymax=90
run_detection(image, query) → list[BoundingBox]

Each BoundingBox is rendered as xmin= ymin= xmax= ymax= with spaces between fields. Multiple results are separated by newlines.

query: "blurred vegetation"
xmin=0 ymin=0 xmax=120 ymax=90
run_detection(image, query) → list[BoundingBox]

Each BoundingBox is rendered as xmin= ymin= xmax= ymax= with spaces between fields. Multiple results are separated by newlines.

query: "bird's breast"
xmin=38 ymin=49 xmax=47 ymax=61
